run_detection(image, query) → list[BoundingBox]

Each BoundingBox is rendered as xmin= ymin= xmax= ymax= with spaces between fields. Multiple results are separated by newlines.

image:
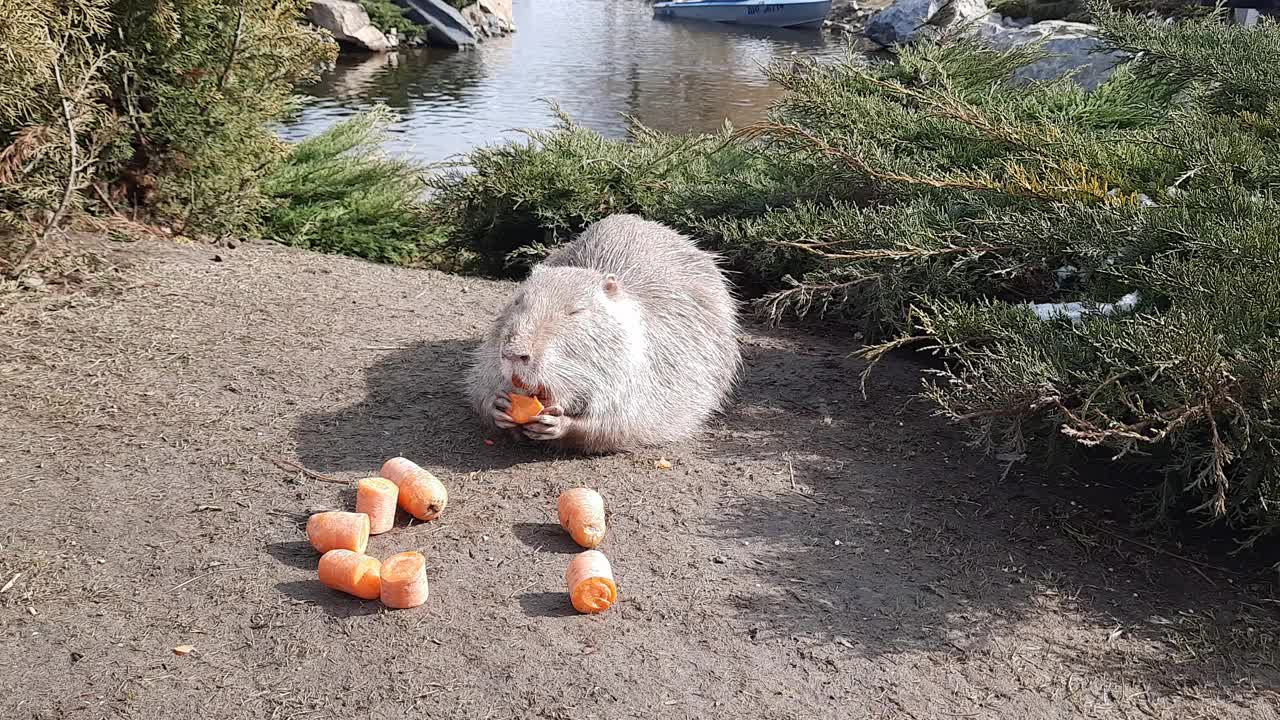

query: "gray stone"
xmin=394 ymin=0 xmax=478 ymax=48
xmin=865 ymin=0 xmax=992 ymax=48
xmin=863 ymin=0 xmax=1126 ymax=91
xmin=479 ymin=0 xmax=515 ymax=30
xmin=306 ymin=0 xmax=392 ymax=52
xmin=459 ymin=0 xmax=515 ymax=38
xmin=978 ymin=21 xmax=1126 ymax=90
xmin=1234 ymin=8 xmax=1260 ymax=26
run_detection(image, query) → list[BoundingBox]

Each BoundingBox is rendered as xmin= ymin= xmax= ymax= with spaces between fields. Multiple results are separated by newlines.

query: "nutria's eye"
xmin=569 ymin=307 xmax=587 ymax=316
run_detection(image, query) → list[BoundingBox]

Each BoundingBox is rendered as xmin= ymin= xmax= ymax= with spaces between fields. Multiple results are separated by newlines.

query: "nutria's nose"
xmin=503 ymin=350 xmax=531 ymax=364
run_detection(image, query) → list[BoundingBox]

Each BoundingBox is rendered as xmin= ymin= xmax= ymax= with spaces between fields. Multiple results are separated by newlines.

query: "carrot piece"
xmin=565 ymin=550 xmax=617 ymax=614
xmin=507 ymin=393 xmax=544 ymax=424
xmin=379 ymin=457 xmax=448 ymax=521
xmin=379 ymin=551 xmax=429 ymax=609
xmin=306 ymin=511 xmax=370 ymax=554
xmin=356 ymin=477 xmax=398 ymax=534
xmin=318 ymin=549 xmax=382 ymax=600
xmin=557 ymin=487 xmax=607 ymax=549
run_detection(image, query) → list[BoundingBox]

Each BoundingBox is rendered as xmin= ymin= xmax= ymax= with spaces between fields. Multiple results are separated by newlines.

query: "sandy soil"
xmin=1 ymin=238 xmax=1277 ymax=719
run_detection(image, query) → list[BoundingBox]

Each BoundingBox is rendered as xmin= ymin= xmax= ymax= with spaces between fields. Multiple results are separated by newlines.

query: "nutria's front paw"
xmin=522 ymin=405 xmax=569 ymax=441
xmin=491 ymin=393 xmax=516 ymax=429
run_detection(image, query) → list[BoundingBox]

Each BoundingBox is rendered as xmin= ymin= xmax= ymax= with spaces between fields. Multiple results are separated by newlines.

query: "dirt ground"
xmin=2 ymin=237 xmax=1278 ymax=720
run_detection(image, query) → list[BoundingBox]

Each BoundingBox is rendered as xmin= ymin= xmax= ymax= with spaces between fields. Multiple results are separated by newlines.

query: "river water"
xmin=277 ymin=0 xmax=858 ymax=163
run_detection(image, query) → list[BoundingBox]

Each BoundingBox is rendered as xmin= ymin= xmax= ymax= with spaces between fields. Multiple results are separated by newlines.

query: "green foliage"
xmin=757 ymin=6 xmax=1280 ymax=540
xmin=426 ymin=105 xmax=843 ymax=283
xmin=0 ymin=0 xmax=337 ymax=271
xmin=0 ymin=0 xmax=119 ymax=254
xmin=107 ymin=0 xmax=336 ymax=237
xmin=428 ymin=7 xmax=1280 ymax=541
xmin=357 ymin=0 xmax=422 ymax=42
xmin=261 ymin=107 xmax=454 ymax=267
xmin=989 ymin=0 xmax=1210 ymax=23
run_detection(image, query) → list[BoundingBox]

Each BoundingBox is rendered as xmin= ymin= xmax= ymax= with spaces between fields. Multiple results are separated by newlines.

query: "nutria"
xmin=466 ymin=213 xmax=742 ymax=452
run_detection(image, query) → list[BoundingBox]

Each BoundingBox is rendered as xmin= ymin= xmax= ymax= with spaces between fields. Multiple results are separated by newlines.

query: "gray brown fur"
xmin=466 ymin=214 xmax=742 ymax=452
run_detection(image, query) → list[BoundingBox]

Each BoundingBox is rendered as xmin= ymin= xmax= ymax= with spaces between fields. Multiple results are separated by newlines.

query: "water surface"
xmin=279 ymin=0 xmax=858 ymax=162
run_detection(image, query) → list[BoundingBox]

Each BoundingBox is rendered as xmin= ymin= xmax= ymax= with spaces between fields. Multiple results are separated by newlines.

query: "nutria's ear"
xmin=603 ymin=273 xmax=620 ymax=297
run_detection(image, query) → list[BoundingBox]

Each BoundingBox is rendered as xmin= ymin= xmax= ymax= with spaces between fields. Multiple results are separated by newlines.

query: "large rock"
xmin=478 ymin=0 xmax=515 ymax=29
xmin=393 ymin=0 xmax=479 ymax=48
xmin=306 ymin=0 xmax=392 ymax=52
xmin=863 ymin=0 xmax=1126 ymax=90
xmin=978 ymin=21 xmax=1126 ymax=91
xmin=865 ymin=0 xmax=991 ymax=48
xmin=456 ymin=0 xmax=516 ymax=38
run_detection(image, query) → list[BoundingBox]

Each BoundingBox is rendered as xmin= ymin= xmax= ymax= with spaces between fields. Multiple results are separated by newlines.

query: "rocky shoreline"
xmin=825 ymin=0 xmax=889 ymax=35
xmin=827 ymin=0 xmax=1128 ymax=89
xmin=306 ymin=0 xmax=516 ymax=52
xmin=305 ymin=0 xmax=1198 ymax=92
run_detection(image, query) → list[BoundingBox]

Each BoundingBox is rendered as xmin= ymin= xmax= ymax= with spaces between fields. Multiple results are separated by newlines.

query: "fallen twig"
xmin=1086 ymin=522 xmax=1234 ymax=579
xmin=91 ymin=182 xmax=118 ymax=215
xmin=264 ymin=456 xmax=347 ymax=485
xmin=505 ymin=580 xmax=537 ymax=602
xmin=169 ymin=565 xmax=243 ymax=593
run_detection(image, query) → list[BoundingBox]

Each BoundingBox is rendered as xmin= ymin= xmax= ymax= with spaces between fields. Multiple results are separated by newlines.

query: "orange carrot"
xmin=306 ymin=511 xmax=370 ymax=554
xmin=379 ymin=551 xmax=429 ymax=609
xmin=557 ymin=487 xmax=606 ymax=549
xmin=507 ymin=393 xmax=544 ymax=424
xmin=356 ymin=477 xmax=398 ymax=534
xmin=318 ymin=549 xmax=382 ymax=600
xmin=565 ymin=550 xmax=617 ymax=614
xmin=379 ymin=457 xmax=448 ymax=521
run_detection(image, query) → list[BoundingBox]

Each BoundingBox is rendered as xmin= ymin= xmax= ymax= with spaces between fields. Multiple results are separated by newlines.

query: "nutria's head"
xmin=494 ymin=265 xmax=645 ymax=410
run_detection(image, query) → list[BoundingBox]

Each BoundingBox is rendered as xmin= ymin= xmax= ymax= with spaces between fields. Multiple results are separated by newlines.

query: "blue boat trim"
xmin=652 ymin=0 xmax=832 ymax=28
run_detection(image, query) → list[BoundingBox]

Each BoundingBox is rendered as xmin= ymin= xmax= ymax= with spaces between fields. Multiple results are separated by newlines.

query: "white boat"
xmin=652 ymin=0 xmax=832 ymax=29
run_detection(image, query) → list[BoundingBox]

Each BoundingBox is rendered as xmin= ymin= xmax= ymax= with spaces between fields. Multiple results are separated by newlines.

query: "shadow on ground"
xmin=275 ymin=580 xmax=384 ymax=618
xmin=267 ymin=541 xmax=320 ymax=570
xmin=512 ymin=522 xmax=583 ymax=554
xmin=294 ymin=338 xmax=582 ymax=475
xmin=293 ymin=325 xmax=1280 ymax=706
xmin=704 ymin=329 xmax=1280 ymax=706
xmin=518 ymin=591 xmax=580 ymax=618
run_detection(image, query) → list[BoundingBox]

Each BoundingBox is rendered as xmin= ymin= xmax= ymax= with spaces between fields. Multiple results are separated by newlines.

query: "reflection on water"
xmin=278 ymin=0 xmax=859 ymax=163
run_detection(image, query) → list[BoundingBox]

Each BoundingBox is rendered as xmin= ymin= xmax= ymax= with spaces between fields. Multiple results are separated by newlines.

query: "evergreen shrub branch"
xmin=428 ymin=5 xmax=1280 ymax=542
xmin=0 ymin=0 xmax=338 ymax=269
xmin=260 ymin=105 xmax=455 ymax=268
